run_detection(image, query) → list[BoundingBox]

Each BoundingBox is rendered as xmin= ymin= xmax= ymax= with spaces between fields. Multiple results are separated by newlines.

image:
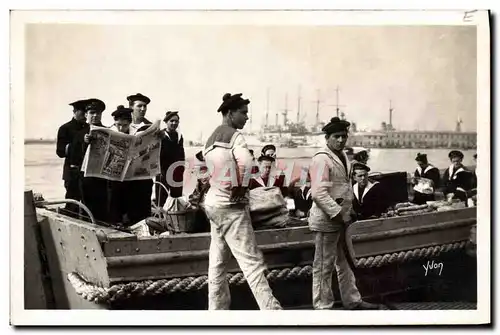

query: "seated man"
xmin=248 ymin=154 xmax=288 ymax=197
xmin=352 ymin=162 xmax=387 ymax=220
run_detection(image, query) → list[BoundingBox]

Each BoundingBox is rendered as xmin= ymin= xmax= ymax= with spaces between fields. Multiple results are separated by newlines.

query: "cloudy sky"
xmin=24 ymin=24 xmax=477 ymax=140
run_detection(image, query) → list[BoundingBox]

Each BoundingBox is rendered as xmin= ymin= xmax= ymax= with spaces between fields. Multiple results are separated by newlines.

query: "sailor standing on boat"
xmin=155 ymin=111 xmax=185 ymax=207
xmin=125 ymin=93 xmax=155 ymax=223
xmin=411 ymin=153 xmax=441 ymax=205
xmin=69 ymin=98 xmax=108 ymax=222
xmin=308 ymin=117 xmax=380 ymax=310
xmin=203 ymin=93 xmax=282 ymax=310
xmin=56 ymin=99 xmax=89 ymax=217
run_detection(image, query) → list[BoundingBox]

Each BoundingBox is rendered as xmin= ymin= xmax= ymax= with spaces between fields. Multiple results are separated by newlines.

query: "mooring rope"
xmin=67 ymin=241 xmax=468 ymax=304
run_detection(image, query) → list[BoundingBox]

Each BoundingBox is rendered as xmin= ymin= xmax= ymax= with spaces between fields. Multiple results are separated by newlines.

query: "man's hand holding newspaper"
xmin=82 ymin=120 xmax=162 ymax=182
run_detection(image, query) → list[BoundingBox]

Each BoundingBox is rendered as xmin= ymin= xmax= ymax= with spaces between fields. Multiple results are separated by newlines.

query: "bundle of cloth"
xmin=249 ymin=186 xmax=289 ymax=229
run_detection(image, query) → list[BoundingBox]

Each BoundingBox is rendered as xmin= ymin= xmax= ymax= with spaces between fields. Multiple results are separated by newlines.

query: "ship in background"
xmin=242 ymin=87 xmax=477 ymax=150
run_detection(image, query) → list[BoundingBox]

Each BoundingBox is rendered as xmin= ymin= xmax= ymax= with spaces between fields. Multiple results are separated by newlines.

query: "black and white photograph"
xmin=11 ymin=8 xmax=490 ymax=326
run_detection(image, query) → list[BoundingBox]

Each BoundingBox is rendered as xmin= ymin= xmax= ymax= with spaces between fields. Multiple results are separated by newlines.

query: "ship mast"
xmin=282 ymin=93 xmax=289 ymax=127
xmin=313 ymin=89 xmax=322 ymax=126
xmin=265 ymin=87 xmax=270 ymax=128
xmin=389 ymin=99 xmax=394 ymax=131
xmin=327 ymin=86 xmax=346 ymax=120
xmin=296 ymin=85 xmax=301 ymax=124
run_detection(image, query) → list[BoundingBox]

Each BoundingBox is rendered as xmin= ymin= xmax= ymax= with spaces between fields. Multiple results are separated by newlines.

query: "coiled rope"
xmin=68 ymin=241 xmax=468 ymax=304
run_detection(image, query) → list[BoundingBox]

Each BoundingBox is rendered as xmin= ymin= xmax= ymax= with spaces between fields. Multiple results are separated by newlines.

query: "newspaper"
xmin=81 ymin=120 xmax=162 ymax=181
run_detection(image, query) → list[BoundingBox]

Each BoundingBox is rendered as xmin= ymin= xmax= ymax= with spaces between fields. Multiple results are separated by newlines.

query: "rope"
xmin=354 ymin=241 xmax=467 ymax=268
xmin=68 ymin=241 xmax=468 ymax=304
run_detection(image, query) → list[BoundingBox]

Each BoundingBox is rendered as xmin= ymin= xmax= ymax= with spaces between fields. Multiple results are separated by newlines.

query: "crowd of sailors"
xmin=56 ymin=91 xmax=478 ymax=310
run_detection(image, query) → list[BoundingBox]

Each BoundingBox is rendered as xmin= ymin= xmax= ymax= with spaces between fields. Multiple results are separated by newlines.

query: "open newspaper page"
xmin=123 ymin=120 xmax=161 ymax=181
xmin=82 ymin=126 xmax=135 ymax=181
xmin=81 ymin=120 xmax=161 ymax=181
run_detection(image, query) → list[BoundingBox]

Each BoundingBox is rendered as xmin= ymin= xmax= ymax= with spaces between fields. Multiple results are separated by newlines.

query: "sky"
xmin=24 ymin=24 xmax=477 ymax=141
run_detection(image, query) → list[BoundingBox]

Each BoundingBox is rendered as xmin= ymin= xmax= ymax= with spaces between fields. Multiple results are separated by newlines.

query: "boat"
xmin=24 ymin=168 xmax=477 ymax=310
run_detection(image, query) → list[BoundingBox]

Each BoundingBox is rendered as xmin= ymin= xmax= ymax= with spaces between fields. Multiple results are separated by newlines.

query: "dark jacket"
xmin=414 ymin=165 xmax=441 ymax=189
xmin=56 ymin=118 xmax=89 ymax=180
xmin=352 ymin=181 xmax=387 ymax=220
xmin=159 ymin=131 xmax=185 ymax=172
xmin=442 ymin=164 xmax=469 ymax=195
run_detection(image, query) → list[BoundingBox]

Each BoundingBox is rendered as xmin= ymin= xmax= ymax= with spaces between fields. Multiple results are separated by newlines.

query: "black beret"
xmin=217 ymin=93 xmax=250 ymax=113
xmin=322 ymin=117 xmax=350 ymax=134
xmin=352 ymin=162 xmax=370 ymax=173
xmin=127 ymin=93 xmax=151 ymax=104
xmin=257 ymin=154 xmax=275 ymax=163
xmin=448 ymin=150 xmax=464 ymax=160
xmin=164 ymin=111 xmax=179 ymax=123
xmin=261 ymin=144 xmax=276 ymax=155
xmin=111 ymin=105 xmax=133 ymax=121
xmin=415 ymin=152 xmax=428 ymax=163
xmin=85 ymin=98 xmax=106 ymax=113
xmin=69 ymin=99 xmax=89 ymax=111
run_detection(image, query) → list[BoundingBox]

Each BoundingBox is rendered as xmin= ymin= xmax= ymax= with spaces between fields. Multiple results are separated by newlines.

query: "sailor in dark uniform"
xmin=442 ymin=150 xmax=468 ymax=199
xmin=126 ymin=93 xmax=154 ymax=223
xmin=351 ymin=162 xmax=387 ymax=220
xmin=155 ymin=111 xmax=185 ymax=207
xmin=107 ymin=106 xmax=134 ymax=225
xmin=412 ymin=153 xmax=441 ymax=205
xmin=69 ymin=98 xmax=108 ymax=223
xmin=248 ymin=154 xmax=288 ymax=197
xmin=56 ymin=99 xmax=89 ymax=217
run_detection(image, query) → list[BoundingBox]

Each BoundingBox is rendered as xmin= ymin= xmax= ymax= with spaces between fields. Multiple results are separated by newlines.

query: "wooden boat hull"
xmin=26 ymin=190 xmax=477 ymax=310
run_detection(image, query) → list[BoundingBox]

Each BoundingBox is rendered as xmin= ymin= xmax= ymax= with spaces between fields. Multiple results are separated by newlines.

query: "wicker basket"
xmin=165 ymin=208 xmax=198 ymax=234
xmin=149 ymin=180 xmax=197 ymax=234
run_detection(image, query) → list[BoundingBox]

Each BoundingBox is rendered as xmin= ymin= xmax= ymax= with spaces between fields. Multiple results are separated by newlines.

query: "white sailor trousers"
xmin=312 ymin=231 xmax=362 ymax=309
xmin=204 ymin=204 xmax=282 ymax=310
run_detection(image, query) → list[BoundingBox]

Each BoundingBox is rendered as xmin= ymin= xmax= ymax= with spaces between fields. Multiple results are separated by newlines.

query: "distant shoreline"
xmin=24 ymin=139 xmax=57 ymax=144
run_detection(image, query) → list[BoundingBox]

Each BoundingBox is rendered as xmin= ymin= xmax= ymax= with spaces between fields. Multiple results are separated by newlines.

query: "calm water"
xmin=24 ymin=143 xmax=477 ymax=200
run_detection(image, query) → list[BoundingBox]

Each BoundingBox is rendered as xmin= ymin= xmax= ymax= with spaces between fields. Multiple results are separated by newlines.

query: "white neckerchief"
xmin=164 ymin=130 xmax=183 ymax=143
xmin=353 ymin=180 xmax=379 ymax=203
xmin=417 ymin=165 xmax=436 ymax=176
xmin=448 ymin=164 xmax=465 ymax=180
xmin=300 ymin=185 xmax=312 ymax=199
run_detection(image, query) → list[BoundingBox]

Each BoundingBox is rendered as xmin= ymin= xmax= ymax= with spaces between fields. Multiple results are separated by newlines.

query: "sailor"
xmin=107 ymin=106 xmax=134 ymax=225
xmin=69 ymin=98 xmax=108 ymax=223
xmin=203 ymin=92 xmax=282 ymax=310
xmin=411 ymin=153 xmax=441 ymax=205
xmin=155 ymin=111 xmax=185 ymax=207
xmin=351 ymin=162 xmax=387 ymax=220
xmin=125 ymin=93 xmax=154 ymax=223
xmin=308 ymin=117 xmax=381 ymax=310
xmin=248 ymin=154 xmax=288 ymax=196
xmin=56 ymin=99 xmax=89 ymax=217
xmin=442 ymin=150 xmax=468 ymax=199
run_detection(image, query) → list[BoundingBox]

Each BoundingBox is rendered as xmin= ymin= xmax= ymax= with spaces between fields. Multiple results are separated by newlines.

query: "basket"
xmin=164 ymin=208 xmax=198 ymax=234
xmin=148 ymin=181 xmax=197 ymax=234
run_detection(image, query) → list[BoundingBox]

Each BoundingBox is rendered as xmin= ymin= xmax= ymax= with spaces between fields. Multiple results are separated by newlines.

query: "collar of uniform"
xmin=353 ymin=180 xmax=378 ymax=202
